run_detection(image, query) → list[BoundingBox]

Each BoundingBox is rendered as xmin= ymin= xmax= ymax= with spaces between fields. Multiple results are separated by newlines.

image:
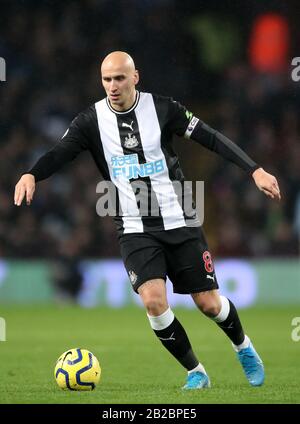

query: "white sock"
xmin=211 ymin=296 xmax=230 ymax=322
xmin=147 ymin=306 xmax=174 ymax=330
xmin=188 ymin=363 xmax=207 ymax=375
xmin=232 ymin=334 xmax=250 ymax=352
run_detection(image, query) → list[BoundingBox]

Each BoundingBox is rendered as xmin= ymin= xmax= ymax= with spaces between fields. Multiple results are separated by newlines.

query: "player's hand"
xmin=252 ymin=167 xmax=281 ymax=201
xmin=14 ymin=174 xmax=36 ymax=206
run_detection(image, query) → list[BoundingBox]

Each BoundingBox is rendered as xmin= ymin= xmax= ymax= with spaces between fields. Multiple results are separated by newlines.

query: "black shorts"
xmin=119 ymin=226 xmax=219 ymax=294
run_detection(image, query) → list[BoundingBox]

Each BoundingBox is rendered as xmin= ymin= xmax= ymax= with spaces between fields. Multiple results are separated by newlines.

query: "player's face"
xmin=101 ymin=67 xmax=139 ymax=111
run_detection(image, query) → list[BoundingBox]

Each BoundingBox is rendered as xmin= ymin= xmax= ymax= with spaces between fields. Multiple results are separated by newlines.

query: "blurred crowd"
xmin=0 ymin=0 xmax=299 ymax=260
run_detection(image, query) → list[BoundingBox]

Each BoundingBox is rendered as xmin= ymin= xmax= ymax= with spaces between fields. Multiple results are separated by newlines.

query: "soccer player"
xmin=14 ymin=51 xmax=281 ymax=389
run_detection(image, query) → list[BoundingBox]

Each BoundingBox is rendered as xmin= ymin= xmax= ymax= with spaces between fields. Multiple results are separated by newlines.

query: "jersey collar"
xmin=106 ymin=91 xmax=140 ymax=115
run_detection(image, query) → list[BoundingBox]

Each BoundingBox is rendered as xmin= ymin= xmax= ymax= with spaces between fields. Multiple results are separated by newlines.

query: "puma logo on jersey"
xmin=158 ymin=332 xmax=175 ymax=341
xmin=122 ymin=121 xmax=134 ymax=131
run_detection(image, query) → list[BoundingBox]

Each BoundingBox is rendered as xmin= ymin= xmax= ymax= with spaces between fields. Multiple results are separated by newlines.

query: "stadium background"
xmin=0 ymin=0 xmax=299 ymax=404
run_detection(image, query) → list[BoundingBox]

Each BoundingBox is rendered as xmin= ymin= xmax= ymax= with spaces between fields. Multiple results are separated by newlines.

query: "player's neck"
xmin=111 ymin=90 xmax=137 ymax=112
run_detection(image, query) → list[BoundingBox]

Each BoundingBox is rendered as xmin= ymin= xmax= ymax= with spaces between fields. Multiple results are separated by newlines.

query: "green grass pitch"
xmin=0 ymin=305 xmax=299 ymax=404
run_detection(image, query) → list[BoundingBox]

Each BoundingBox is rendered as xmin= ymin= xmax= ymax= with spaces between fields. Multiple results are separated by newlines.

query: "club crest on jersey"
xmin=124 ymin=133 xmax=139 ymax=148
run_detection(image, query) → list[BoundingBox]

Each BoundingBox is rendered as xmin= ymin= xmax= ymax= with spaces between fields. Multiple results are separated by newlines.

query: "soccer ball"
xmin=54 ymin=348 xmax=101 ymax=391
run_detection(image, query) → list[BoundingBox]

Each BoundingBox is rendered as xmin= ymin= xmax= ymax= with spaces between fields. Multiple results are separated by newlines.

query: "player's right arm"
xmin=14 ymin=173 xmax=36 ymax=206
xmin=14 ymin=110 xmax=91 ymax=206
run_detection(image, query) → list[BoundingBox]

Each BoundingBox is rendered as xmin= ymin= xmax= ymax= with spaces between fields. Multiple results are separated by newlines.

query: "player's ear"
xmin=133 ymin=70 xmax=139 ymax=85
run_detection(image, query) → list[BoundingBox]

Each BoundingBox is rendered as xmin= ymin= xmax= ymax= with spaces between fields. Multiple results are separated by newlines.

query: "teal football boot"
xmin=182 ymin=371 xmax=211 ymax=390
xmin=236 ymin=342 xmax=265 ymax=386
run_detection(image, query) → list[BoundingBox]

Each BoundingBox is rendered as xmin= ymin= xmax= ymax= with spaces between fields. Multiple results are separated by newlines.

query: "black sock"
xmin=153 ymin=317 xmax=199 ymax=370
xmin=216 ymin=299 xmax=245 ymax=345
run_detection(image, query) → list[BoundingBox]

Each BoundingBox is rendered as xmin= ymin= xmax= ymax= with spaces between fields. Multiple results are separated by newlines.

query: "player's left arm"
xmin=189 ymin=120 xmax=281 ymax=201
xmin=166 ymin=99 xmax=281 ymax=201
xmin=251 ymin=167 xmax=281 ymax=200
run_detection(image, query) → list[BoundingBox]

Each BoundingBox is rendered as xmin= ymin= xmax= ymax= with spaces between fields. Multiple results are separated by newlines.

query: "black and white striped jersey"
xmin=28 ymin=91 xmax=259 ymax=235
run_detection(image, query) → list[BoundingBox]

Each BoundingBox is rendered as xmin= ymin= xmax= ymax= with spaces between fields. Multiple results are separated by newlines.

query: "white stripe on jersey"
xmin=135 ymin=93 xmax=186 ymax=230
xmin=95 ymin=99 xmax=143 ymax=233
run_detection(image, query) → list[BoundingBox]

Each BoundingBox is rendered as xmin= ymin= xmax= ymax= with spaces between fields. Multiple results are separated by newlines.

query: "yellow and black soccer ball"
xmin=54 ymin=348 xmax=101 ymax=391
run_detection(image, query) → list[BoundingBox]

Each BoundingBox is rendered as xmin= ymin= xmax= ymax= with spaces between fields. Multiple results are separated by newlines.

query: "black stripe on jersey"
xmin=152 ymin=95 xmax=196 ymax=225
xmin=115 ymin=111 xmax=164 ymax=231
xmin=160 ymin=143 xmax=197 ymax=222
xmin=81 ymin=106 xmax=111 ymax=179
xmin=84 ymin=105 xmax=122 ymax=219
